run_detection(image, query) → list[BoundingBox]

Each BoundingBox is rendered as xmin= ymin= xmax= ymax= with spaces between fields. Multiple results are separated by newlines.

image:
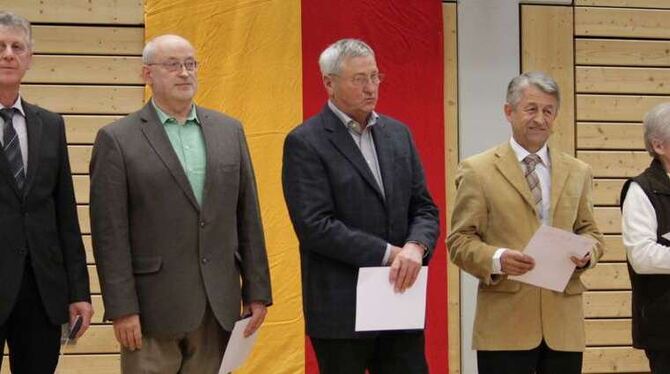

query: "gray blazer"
xmin=90 ymin=102 xmax=272 ymax=337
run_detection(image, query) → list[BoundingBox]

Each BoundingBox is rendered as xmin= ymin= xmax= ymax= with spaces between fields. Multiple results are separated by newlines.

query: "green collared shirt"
xmin=152 ymin=100 xmax=207 ymax=205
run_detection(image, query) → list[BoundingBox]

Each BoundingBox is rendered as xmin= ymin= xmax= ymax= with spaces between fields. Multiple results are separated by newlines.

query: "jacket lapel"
xmin=322 ymin=106 xmax=385 ymax=201
xmin=549 ymin=150 xmax=569 ymax=222
xmin=494 ymin=143 xmax=537 ymax=213
xmin=22 ymin=101 xmax=43 ymax=199
xmin=138 ymin=102 xmax=200 ymax=212
xmin=371 ymin=119 xmax=393 ymax=204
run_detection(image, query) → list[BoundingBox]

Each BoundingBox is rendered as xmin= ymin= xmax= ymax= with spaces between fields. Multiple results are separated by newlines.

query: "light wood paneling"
xmin=583 ymin=263 xmax=631 ymax=290
xmin=65 ymin=115 xmax=120 ymax=144
xmin=79 ymin=205 xmax=90 ymax=235
xmin=577 ymin=67 xmax=670 ymax=95
xmin=443 ymin=3 xmax=460 ymax=374
xmin=522 ymin=5 xmax=575 ymax=154
xmin=32 ymin=25 xmax=144 ymax=55
xmin=0 ymin=355 xmax=120 ymax=374
xmin=576 ymin=7 xmax=670 ymax=39
xmin=577 ymin=95 xmax=670 ymax=122
xmin=26 ymin=56 xmax=143 ymax=85
xmin=595 ymin=207 xmax=621 ymax=234
xmin=578 ymin=122 xmax=643 ymax=150
xmin=583 ymin=347 xmax=649 ymax=373
xmin=576 ymin=39 xmax=670 ymax=67
xmin=1 ymin=0 xmax=143 ymax=24
xmin=84 ymin=235 xmax=93 ymax=264
xmin=602 ymin=235 xmax=626 ymax=262
xmin=593 ymin=179 xmax=627 ymax=206
xmin=584 ymin=291 xmax=631 ymax=318
xmin=21 ymin=85 xmax=144 ymax=114
xmin=586 ymin=319 xmax=632 ymax=346
xmin=578 ymin=151 xmax=650 ymax=178
xmin=88 ymin=264 xmax=100 ymax=294
xmin=70 ymin=145 xmax=93 ymax=174
xmin=74 ymin=175 xmax=90 ymax=204
xmin=91 ymin=295 xmax=105 ymax=323
xmin=577 ymin=0 xmax=670 ymax=8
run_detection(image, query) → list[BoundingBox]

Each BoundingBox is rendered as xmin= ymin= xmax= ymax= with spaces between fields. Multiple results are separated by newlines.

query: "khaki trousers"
xmin=121 ymin=307 xmax=230 ymax=374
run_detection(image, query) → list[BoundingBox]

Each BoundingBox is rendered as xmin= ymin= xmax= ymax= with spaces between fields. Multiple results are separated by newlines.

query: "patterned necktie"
xmin=1 ymin=108 xmax=25 ymax=190
xmin=523 ymin=154 xmax=542 ymax=213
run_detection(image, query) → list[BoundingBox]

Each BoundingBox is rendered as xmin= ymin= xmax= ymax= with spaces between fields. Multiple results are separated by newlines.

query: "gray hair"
xmin=643 ymin=102 xmax=670 ymax=158
xmin=142 ymin=34 xmax=192 ymax=64
xmin=318 ymin=38 xmax=375 ymax=76
xmin=506 ymin=72 xmax=560 ymax=109
xmin=0 ymin=11 xmax=32 ymax=48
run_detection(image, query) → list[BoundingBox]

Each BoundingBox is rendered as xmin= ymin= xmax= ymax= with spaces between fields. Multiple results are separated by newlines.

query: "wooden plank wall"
xmin=0 ymin=1 xmax=144 ymax=373
xmin=574 ymin=0 xmax=670 ymax=372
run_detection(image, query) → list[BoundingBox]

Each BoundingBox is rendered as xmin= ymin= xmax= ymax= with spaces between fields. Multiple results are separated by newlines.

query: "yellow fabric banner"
xmin=145 ymin=1 xmax=304 ymax=372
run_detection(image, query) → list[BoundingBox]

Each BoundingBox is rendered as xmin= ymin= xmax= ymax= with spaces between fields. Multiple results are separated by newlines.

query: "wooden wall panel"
xmin=586 ymin=319 xmax=632 ymax=346
xmin=577 ymin=67 xmax=670 ymax=95
xmin=602 ymin=235 xmax=626 ymax=262
xmin=21 ymin=85 xmax=144 ymax=114
xmin=584 ymin=291 xmax=631 ymax=318
xmin=0 ymin=0 xmax=143 ymax=24
xmin=26 ymin=56 xmax=143 ymax=84
xmin=32 ymin=26 xmax=144 ymax=55
xmin=576 ymin=7 xmax=670 ymax=39
xmin=522 ymin=5 xmax=575 ymax=154
xmin=576 ymin=0 xmax=670 ymax=8
xmin=577 ymin=95 xmax=670 ymax=122
xmin=65 ymin=115 xmax=122 ymax=144
xmin=576 ymin=39 xmax=670 ymax=67
xmin=593 ymin=179 xmax=627 ymax=206
xmin=578 ymin=151 xmax=650 ymax=178
xmin=583 ymin=347 xmax=649 ymax=373
xmin=582 ymin=263 xmax=630 ymax=290
xmin=578 ymin=123 xmax=643 ymax=150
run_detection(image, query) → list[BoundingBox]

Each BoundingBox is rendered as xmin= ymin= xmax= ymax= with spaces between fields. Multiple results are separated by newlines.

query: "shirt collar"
xmin=1 ymin=94 xmax=25 ymax=117
xmin=509 ymin=137 xmax=550 ymax=167
xmin=151 ymin=99 xmax=199 ymax=125
xmin=328 ymin=100 xmax=379 ymax=134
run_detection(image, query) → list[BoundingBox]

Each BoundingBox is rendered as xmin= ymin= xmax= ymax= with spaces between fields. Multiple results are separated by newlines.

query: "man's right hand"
xmin=113 ymin=314 xmax=142 ymax=351
xmin=500 ymin=250 xmax=535 ymax=275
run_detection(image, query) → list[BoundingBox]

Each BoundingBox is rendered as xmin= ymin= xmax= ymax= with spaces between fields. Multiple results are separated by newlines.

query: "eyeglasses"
xmin=331 ymin=73 xmax=384 ymax=87
xmin=146 ymin=59 xmax=199 ymax=72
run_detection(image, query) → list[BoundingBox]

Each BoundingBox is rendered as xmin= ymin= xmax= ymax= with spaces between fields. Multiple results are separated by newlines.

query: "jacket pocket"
xmin=479 ymin=279 xmax=521 ymax=293
xmin=132 ymin=256 xmax=162 ymax=275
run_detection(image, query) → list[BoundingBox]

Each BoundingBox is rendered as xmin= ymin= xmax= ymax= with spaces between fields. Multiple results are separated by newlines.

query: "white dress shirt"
xmin=622 ymin=180 xmax=670 ymax=274
xmin=492 ymin=137 xmax=552 ymax=274
xmin=0 ymin=95 xmax=28 ymax=168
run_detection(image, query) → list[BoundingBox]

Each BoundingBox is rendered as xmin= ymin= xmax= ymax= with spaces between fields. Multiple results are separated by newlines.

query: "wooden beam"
xmin=65 ymin=115 xmax=120 ymax=144
xmin=21 ymin=85 xmax=144 ymax=114
xmin=576 ymin=39 xmax=670 ymax=67
xmin=576 ymin=7 xmax=670 ymax=39
xmin=602 ymin=235 xmax=626 ymax=262
xmin=586 ymin=319 xmax=632 ymax=346
xmin=522 ymin=5 xmax=575 ymax=154
xmin=577 ymin=95 xmax=670 ymax=122
xmin=582 ymin=263 xmax=631 ymax=290
xmin=577 ymin=67 xmax=670 ymax=95
xmin=69 ymin=145 xmax=93 ymax=175
xmin=26 ymin=56 xmax=143 ymax=85
xmin=32 ymin=25 xmax=144 ymax=55
xmin=0 ymin=0 xmax=143 ymax=24
xmin=593 ymin=179 xmax=627 ymax=206
xmin=584 ymin=291 xmax=631 ymax=318
xmin=577 ymin=122 xmax=643 ymax=150
xmin=594 ymin=207 xmax=621 ymax=234
xmin=578 ymin=150 xmax=650 ymax=178
xmin=74 ymin=175 xmax=90 ymax=204
xmin=576 ymin=0 xmax=670 ymax=8
xmin=583 ymin=346 xmax=649 ymax=373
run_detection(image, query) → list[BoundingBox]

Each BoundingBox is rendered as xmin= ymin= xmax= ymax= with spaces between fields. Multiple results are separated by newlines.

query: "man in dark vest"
xmin=621 ymin=102 xmax=670 ymax=373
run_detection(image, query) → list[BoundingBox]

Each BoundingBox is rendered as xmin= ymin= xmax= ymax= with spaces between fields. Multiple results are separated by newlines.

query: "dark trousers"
xmin=645 ymin=349 xmax=670 ymax=374
xmin=477 ymin=340 xmax=582 ymax=374
xmin=0 ymin=263 xmax=61 ymax=374
xmin=310 ymin=331 xmax=428 ymax=374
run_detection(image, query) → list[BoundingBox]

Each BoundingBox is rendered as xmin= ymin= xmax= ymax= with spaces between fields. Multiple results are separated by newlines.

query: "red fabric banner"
xmin=300 ymin=1 xmax=447 ymax=372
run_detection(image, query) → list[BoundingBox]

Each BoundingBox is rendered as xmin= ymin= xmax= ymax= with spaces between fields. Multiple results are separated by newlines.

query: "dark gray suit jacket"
xmin=282 ymin=105 xmax=439 ymax=338
xmin=90 ymin=102 xmax=272 ymax=337
xmin=0 ymin=100 xmax=90 ymax=326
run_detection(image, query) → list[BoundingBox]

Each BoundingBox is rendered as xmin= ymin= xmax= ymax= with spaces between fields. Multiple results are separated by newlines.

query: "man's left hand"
xmin=571 ymin=252 xmax=592 ymax=269
xmin=68 ymin=301 xmax=94 ymax=339
xmin=389 ymin=242 xmax=424 ymax=293
xmin=243 ymin=301 xmax=267 ymax=338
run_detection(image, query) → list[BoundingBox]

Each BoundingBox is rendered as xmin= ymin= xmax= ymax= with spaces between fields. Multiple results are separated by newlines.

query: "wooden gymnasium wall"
xmin=0 ymin=0 xmax=144 ymax=372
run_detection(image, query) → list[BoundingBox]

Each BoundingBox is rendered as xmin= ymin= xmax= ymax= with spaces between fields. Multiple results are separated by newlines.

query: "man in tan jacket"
xmin=447 ymin=72 xmax=604 ymax=374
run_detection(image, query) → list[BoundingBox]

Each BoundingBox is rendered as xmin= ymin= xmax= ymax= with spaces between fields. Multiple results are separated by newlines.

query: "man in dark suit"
xmin=0 ymin=11 xmax=93 ymax=373
xmin=282 ymin=38 xmax=439 ymax=374
xmin=90 ymin=34 xmax=272 ymax=373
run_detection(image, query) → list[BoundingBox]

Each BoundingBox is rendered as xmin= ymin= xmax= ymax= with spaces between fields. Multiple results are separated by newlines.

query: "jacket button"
xmin=199 ymin=221 xmax=206 ymax=228
xmin=18 ymin=248 xmax=26 ymax=255
xmin=201 ymin=257 xmax=208 ymax=264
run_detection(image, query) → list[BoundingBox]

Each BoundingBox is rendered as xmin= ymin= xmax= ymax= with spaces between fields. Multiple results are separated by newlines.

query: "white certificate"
xmin=218 ymin=317 xmax=259 ymax=374
xmin=355 ymin=266 xmax=428 ymax=331
xmin=509 ymin=225 xmax=595 ymax=292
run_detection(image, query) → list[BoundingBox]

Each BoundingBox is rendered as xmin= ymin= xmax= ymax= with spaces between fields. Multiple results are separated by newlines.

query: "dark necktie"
xmin=1 ymin=108 xmax=25 ymax=190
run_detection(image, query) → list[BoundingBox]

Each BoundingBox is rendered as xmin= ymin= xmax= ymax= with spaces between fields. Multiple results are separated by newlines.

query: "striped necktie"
xmin=1 ymin=108 xmax=25 ymax=190
xmin=523 ymin=153 xmax=542 ymax=213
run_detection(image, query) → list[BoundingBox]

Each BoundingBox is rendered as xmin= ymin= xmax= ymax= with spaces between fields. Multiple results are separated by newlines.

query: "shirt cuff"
xmin=382 ymin=243 xmax=392 ymax=265
xmin=492 ymin=248 xmax=507 ymax=274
